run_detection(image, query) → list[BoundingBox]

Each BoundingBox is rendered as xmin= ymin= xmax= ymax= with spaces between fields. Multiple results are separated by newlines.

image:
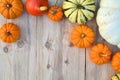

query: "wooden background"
xmin=0 ymin=0 xmax=119 ymax=80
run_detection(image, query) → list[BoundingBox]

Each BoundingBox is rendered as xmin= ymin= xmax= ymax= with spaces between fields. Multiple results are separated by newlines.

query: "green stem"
xmin=50 ymin=10 xmax=57 ymax=14
xmin=6 ymin=32 xmax=11 ymax=36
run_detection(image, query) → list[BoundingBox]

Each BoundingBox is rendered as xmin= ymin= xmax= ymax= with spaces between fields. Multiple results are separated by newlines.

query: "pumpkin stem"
xmin=40 ymin=6 xmax=48 ymax=11
xmin=99 ymin=53 xmax=110 ymax=57
xmin=50 ymin=10 xmax=57 ymax=14
xmin=81 ymin=33 xmax=86 ymax=38
xmin=77 ymin=4 xmax=85 ymax=9
xmin=6 ymin=32 xmax=11 ymax=36
xmin=6 ymin=4 xmax=12 ymax=8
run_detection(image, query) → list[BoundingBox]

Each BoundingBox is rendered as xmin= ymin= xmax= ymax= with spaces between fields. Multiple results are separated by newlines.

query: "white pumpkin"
xmin=97 ymin=0 xmax=120 ymax=48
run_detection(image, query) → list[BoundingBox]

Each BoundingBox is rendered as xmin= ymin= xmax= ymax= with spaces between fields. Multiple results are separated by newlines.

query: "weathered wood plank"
xmin=0 ymin=0 xmax=119 ymax=80
xmin=86 ymin=0 xmax=117 ymax=80
xmin=29 ymin=0 xmax=64 ymax=80
xmin=0 ymin=0 xmax=29 ymax=80
xmin=62 ymin=19 xmax=85 ymax=80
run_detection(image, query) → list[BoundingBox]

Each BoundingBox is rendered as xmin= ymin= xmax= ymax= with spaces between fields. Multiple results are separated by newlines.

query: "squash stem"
xmin=6 ymin=4 xmax=12 ymax=8
xmin=77 ymin=4 xmax=85 ymax=9
xmin=81 ymin=33 xmax=86 ymax=38
xmin=99 ymin=53 xmax=110 ymax=57
xmin=40 ymin=6 xmax=48 ymax=11
xmin=6 ymin=32 xmax=11 ymax=36
xmin=50 ymin=10 xmax=57 ymax=14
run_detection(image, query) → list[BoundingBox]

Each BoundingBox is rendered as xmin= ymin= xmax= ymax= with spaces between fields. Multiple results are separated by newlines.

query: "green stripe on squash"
xmin=63 ymin=0 xmax=96 ymax=24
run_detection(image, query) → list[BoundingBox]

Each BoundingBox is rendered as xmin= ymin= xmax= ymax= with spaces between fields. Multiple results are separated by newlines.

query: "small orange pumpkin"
xmin=111 ymin=52 xmax=120 ymax=72
xmin=89 ymin=43 xmax=111 ymax=65
xmin=0 ymin=23 xmax=20 ymax=43
xmin=48 ymin=6 xmax=63 ymax=22
xmin=70 ymin=25 xmax=95 ymax=48
xmin=0 ymin=0 xmax=24 ymax=19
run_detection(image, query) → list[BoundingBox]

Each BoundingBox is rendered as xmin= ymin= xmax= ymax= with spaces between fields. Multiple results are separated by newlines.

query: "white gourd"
xmin=97 ymin=0 xmax=120 ymax=48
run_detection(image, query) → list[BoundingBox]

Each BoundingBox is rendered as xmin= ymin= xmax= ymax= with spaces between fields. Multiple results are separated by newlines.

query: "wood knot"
xmin=45 ymin=40 xmax=52 ymax=50
xmin=3 ymin=47 xmax=8 ymax=53
xmin=64 ymin=59 xmax=69 ymax=64
xmin=17 ymin=40 xmax=24 ymax=48
xmin=47 ymin=64 xmax=51 ymax=69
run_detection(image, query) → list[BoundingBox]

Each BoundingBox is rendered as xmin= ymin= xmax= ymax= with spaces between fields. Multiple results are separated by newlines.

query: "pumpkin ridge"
xmin=73 ymin=39 xmax=81 ymax=46
xmin=84 ymin=37 xmax=94 ymax=44
xmin=2 ymin=0 xmax=8 ymax=3
xmin=0 ymin=7 xmax=7 ymax=14
xmin=10 ymin=0 xmax=14 ymax=4
xmin=71 ymin=30 xmax=81 ymax=36
xmin=83 ymin=39 xmax=90 ymax=48
xmin=75 ymin=27 xmax=83 ymax=33
xmin=12 ymin=6 xmax=23 ymax=12
xmin=7 ymin=8 xmax=11 ymax=19
xmin=0 ymin=3 xmax=8 ymax=7
xmin=2 ymin=36 xmax=7 ymax=42
xmin=9 ymin=35 xmax=14 ymax=42
xmin=0 ymin=2 xmax=6 ymax=5
xmin=0 ymin=26 xmax=7 ymax=32
xmin=8 ymin=23 xmax=14 ymax=30
xmin=7 ymin=36 xmax=12 ymax=43
xmin=10 ymin=8 xmax=17 ymax=18
xmin=78 ymin=39 xmax=84 ymax=48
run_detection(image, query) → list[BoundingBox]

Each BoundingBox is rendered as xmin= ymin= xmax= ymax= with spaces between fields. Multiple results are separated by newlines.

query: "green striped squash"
xmin=111 ymin=74 xmax=120 ymax=80
xmin=63 ymin=0 xmax=96 ymax=24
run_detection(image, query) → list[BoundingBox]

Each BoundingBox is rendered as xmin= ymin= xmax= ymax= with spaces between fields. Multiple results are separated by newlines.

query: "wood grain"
xmin=0 ymin=0 xmax=119 ymax=80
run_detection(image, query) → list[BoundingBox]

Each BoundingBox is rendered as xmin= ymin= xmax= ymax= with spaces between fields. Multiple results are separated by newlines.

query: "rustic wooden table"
xmin=0 ymin=0 xmax=119 ymax=80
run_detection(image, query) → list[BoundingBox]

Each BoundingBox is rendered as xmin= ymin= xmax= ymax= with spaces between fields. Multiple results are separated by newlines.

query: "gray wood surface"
xmin=0 ymin=0 xmax=119 ymax=80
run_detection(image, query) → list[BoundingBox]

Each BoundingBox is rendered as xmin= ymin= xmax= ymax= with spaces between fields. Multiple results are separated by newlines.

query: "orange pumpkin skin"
xmin=0 ymin=0 xmax=24 ymax=19
xmin=111 ymin=52 xmax=120 ymax=72
xmin=89 ymin=43 xmax=111 ymax=65
xmin=26 ymin=0 xmax=48 ymax=16
xmin=48 ymin=6 xmax=63 ymax=22
xmin=0 ymin=23 xmax=20 ymax=43
xmin=70 ymin=25 xmax=95 ymax=48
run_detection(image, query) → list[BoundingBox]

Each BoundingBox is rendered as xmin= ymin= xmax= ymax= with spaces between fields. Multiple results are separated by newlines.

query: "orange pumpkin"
xmin=48 ymin=6 xmax=63 ymax=22
xmin=0 ymin=23 xmax=20 ymax=43
xmin=0 ymin=0 xmax=24 ymax=19
xmin=89 ymin=43 xmax=111 ymax=65
xmin=111 ymin=52 xmax=120 ymax=72
xmin=70 ymin=25 xmax=95 ymax=48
